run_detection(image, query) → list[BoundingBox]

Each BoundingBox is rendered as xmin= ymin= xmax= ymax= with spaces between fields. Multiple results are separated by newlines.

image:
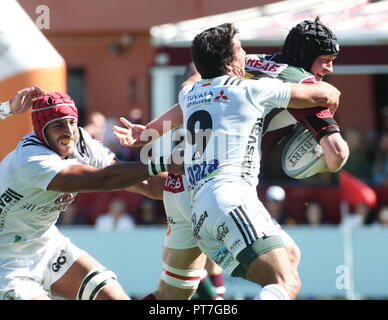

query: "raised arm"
xmin=113 ymin=103 xmax=183 ymax=148
xmin=0 ymin=86 xmax=44 ymax=120
xmin=113 ymin=62 xmax=201 ymax=148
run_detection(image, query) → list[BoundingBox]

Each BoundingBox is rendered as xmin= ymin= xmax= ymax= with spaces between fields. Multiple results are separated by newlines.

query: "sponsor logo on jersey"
xmin=214 ymin=90 xmax=228 ymax=102
xmin=245 ymin=55 xmax=287 ymax=77
xmin=55 ymin=193 xmax=75 ymax=205
xmin=192 ymin=211 xmax=208 ymax=236
xmin=0 ymin=188 xmax=24 ymax=232
xmin=0 ymin=188 xmax=23 ymax=211
xmin=241 ymin=117 xmax=263 ymax=179
xmin=202 ymin=81 xmax=211 ymax=87
xmin=187 ymin=159 xmax=219 ymax=189
xmin=51 ymin=250 xmax=67 ymax=272
xmin=13 ymin=235 xmax=26 ymax=243
xmin=166 ymin=216 xmax=176 ymax=237
xmin=212 ymin=248 xmax=229 ymax=264
xmin=167 ymin=216 xmax=175 ymax=225
xmin=163 ymin=174 xmax=185 ymax=193
xmin=186 ymin=91 xmax=213 ymax=108
xmin=316 ymin=109 xmax=332 ymax=118
xmin=216 ymin=222 xmax=229 ymax=241
xmin=212 ymin=248 xmax=234 ymax=267
xmin=18 ymin=193 xmax=75 ymax=217
xmin=230 ymin=239 xmax=241 ymax=251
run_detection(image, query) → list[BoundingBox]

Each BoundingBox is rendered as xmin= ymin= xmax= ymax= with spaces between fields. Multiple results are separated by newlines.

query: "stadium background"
xmin=1 ymin=0 xmax=388 ymax=299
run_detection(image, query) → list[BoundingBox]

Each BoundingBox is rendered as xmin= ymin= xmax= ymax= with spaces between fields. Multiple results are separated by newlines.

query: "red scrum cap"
xmin=31 ymin=92 xmax=78 ymax=145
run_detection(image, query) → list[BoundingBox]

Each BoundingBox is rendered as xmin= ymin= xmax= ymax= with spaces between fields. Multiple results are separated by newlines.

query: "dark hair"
xmin=191 ymin=23 xmax=238 ymax=79
xmin=281 ymin=17 xmax=339 ymax=72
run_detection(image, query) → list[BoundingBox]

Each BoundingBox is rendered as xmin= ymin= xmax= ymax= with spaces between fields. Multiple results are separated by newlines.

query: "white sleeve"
xmin=77 ymin=127 xmax=115 ymax=168
xmin=247 ymin=77 xmax=291 ymax=110
xmin=16 ymin=147 xmax=69 ymax=191
xmin=178 ymin=85 xmax=193 ymax=110
xmin=0 ymin=101 xmax=11 ymax=120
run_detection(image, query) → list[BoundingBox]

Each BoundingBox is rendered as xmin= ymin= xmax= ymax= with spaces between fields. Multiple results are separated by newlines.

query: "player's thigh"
xmin=163 ymin=246 xmax=206 ymax=269
xmin=205 ymin=257 xmax=223 ymax=275
xmin=193 ymin=182 xmax=280 ymax=276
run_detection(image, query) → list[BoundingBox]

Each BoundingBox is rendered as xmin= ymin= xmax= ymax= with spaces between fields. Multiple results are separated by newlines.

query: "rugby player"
xmin=0 ymin=92 xmax=181 ymax=300
xmin=246 ymin=17 xmax=349 ymax=173
xmin=114 ymin=22 xmax=341 ymax=300
xmin=178 ymin=22 xmax=340 ymax=300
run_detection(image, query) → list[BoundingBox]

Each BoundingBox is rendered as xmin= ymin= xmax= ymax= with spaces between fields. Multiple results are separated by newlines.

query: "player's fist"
xmin=10 ymin=86 xmax=44 ymax=115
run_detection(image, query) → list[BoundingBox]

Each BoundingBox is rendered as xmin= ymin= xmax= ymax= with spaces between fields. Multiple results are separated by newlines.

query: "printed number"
xmin=186 ymin=110 xmax=212 ymax=160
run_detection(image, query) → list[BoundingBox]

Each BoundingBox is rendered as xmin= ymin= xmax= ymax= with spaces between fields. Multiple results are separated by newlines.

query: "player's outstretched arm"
xmin=127 ymin=172 xmax=168 ymax=200
xmin=113 ymin=118 xmax=147 ymax=148
xmin=288 ymin=81 xmax=340 ymax=114
xmin=113 ymin=62 xmax=198 ymax=147
xmin=113 ymin=103 xmax=183 ymax=147
xmin=47 ymin=160 xmax=183 ymax=193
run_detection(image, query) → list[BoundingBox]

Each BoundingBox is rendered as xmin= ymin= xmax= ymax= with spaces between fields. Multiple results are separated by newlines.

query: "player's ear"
xmin=225 ymin=63 xmax=233 ymax=72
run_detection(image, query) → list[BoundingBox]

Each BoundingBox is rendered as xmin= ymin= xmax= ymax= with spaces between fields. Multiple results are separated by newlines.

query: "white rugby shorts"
xmin=0 ymin=229 xmax=84 ymax=300
xmin=191 ymin=180 xmax=282 ymax=276
xmin=163 ymin=175 xmax=197 ymax=250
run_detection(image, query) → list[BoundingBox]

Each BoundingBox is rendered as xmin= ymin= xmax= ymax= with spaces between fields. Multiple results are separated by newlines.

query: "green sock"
xmin=196 ymin=276 xmax=217 ymax=300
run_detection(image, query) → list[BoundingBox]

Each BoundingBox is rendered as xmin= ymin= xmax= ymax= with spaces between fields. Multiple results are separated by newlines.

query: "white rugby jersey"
xmin=178 ymin=75 xmax=291 ymax=197
xmin=0 ymin=127 xmax=115 ymax=258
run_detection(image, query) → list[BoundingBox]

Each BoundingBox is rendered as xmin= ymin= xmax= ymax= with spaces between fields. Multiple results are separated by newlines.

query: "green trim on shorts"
xmin=231 ymin=235 xmax=285 ymax=278
xmin=230 ymin=264 xmax=247 ymax=278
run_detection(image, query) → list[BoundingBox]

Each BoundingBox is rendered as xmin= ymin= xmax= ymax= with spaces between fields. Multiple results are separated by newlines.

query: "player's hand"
xmin=321 ymin=81 xmax=340 ymax=115
xmin=10 ymin=86 xmax=44 ymax=115
xmin=113 ymin=117 xmax=149 ymax=148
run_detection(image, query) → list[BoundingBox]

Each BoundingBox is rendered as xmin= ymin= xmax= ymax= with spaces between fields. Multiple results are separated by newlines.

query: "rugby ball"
xmin=281 ymin=127 xmax=325 ymax=179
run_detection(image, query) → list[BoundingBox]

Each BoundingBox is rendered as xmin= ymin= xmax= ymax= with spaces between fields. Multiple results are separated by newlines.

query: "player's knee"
xmin=286 ymin=242 xmax=301 ymax=268
xmin=284 ymin=243 xmax=301 ymax=298
xmin=269 ymin=270 xmax=298 ymax=300
xmin=294 ymin=270 xmax=302 ymax=296
xmin=247 ymin=250 xmax=296 ymax=299
xmin=155 ymin=283 xmax=195 ymax=300
xmin=158 ymin=263 xmax=203 ymax=299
